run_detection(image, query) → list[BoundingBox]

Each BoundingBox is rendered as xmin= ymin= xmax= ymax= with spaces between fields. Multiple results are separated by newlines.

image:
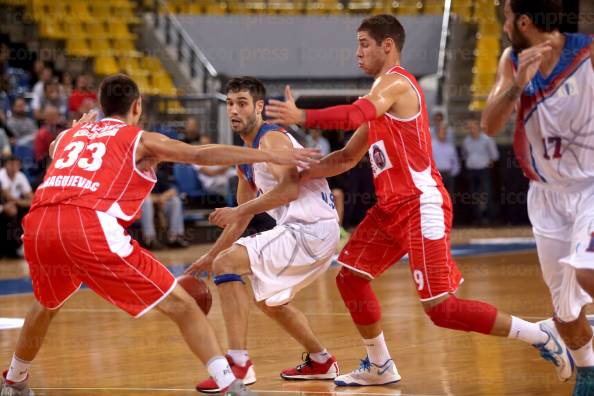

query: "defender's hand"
xmin=266 ymin=85 xmax=306 ymax=126
xmin=209 ymin=207 xmax=241 ymax=228
xmin=185 ymin=253 xmax=215 ymax=275
xmin=72 ymin=110 xmax=98 ymax=128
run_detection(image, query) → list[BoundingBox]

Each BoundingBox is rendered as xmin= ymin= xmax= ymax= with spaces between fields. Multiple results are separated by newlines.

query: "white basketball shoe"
xmin=334 ymin=356 xmax=401 ymax=386
xmin=533 ymin=318 xmax=574 ymax=382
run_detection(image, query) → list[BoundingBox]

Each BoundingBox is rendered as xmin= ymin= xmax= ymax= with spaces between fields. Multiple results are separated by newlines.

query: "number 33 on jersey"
xmin=32 ymin=118 xmax=156 ymax=223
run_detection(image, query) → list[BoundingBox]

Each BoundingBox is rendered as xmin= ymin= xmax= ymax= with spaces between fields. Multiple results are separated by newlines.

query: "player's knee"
xmin=31 ymin=300 xmax=60 ymax=320
xmin=255 ymin=299 xmax=274 ymax=315
xmin=336 ymin=268 xmax=381 ymax=325
xmin=256 ymin=299 xmax=285 ymax=316
xmin=424 ymin=295 xmax=497 ymax=335
xmin=336 ymin=267 xmax=368 ymax=293
xmin=424 ymin=300 xmax=451 ymax=329
xmin=212 ymin=248 xmax=238 ymax=275
xmin=576 ymin=269 xmax=594 ymax=297
xmin=158 ymin=286 xmax=195 ymax=319
xmin=424 ymin=295 xmax=466 ymax=329
xmin=213 ymin=245 xmax=250 ymax=275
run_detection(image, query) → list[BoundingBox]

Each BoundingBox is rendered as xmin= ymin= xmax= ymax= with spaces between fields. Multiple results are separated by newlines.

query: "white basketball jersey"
xmin=238 ymin=126 xmax=338 ymax=225
xmin=512 ymin=33 xmax=594 ymax=188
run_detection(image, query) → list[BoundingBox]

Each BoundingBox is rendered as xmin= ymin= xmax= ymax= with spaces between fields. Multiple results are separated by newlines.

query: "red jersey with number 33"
xmin=31 ymin=118 xmax=156 ymax=222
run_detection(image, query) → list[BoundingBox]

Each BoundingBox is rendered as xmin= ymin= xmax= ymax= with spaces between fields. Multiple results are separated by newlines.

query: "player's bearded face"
xmin=504 ymin=0 xmax=530 ymax=52
xmin=510 ymin=19 xmax=531 ymax=52
xmin=227 ymin=92 xmax=259 ymax=135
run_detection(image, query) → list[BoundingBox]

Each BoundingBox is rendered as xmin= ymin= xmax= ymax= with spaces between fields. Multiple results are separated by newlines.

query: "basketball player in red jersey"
xmin=266 ymin=14 xmax=572 ymax=386
xmin=0 ymin=74 xmax=320 ymax=396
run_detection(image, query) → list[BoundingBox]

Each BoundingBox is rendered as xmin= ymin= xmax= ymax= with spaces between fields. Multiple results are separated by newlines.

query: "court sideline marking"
xmin=33 ymin=388 xmax=442 ymax=396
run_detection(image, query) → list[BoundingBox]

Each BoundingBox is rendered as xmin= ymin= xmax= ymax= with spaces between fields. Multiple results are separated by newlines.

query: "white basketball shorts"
xmin=528 ymin=181 xmax=594 ymax=322
xmin=235 ymin=219 xmax=339 ymax=306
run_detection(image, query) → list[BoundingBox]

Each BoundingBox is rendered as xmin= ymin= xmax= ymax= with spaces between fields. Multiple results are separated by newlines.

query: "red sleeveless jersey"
xmin=367 ymin=65 xmax=443 ymax=209
xmin=31 ymin=118 xmax=156 ymax=222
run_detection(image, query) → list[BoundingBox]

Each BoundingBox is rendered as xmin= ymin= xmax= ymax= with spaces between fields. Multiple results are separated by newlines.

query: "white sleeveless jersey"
xmin=512 ymin=33 xmax=594 ymax=188
xmin=238 ymin=126 xmax=338 ymax=225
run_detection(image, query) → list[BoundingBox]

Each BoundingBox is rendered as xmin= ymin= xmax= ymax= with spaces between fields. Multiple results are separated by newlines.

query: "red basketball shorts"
xmin=338 ymin=196 xmax=463 ymax=301
xmin=22 ymin=205 xmax=177 ymax=317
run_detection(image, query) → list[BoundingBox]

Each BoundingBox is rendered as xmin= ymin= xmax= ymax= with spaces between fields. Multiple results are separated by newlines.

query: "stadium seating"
xmin=451 ymin=0 xmax=473 ymax=22
xmin=157 ymin=0 xmax=456 ymax=16
xmin=12 ymin=0 xmax=175 ymax=96
xmin=174 ymin=164 xmax=207 ymax=199
xmin=469 ymin=0 xmax=502 ymax=110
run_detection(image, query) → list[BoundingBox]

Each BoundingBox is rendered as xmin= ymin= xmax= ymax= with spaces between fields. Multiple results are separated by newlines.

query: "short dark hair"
xmin=358 ymin=14 xmax=406 ymax=52
xmin=98 ymin=74 xmax=140 ymax=117
xmin=3 ymin=155 xmax=20 ymax=163
xmin=225 ymin=76 xmax=266 ymax=102
xmin=510 ymin=0 xmax=563 ymax=32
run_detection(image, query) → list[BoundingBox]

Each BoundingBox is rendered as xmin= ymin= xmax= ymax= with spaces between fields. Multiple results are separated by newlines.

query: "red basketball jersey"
xmin=31 ymin=118 xmax=156 ymax=222
xmin=367 ymin=65 xmax=443 ymax=209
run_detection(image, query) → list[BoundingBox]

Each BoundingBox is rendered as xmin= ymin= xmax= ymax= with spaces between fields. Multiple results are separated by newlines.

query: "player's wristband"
xmin=304 ymin=98 xmax=377 ymax=130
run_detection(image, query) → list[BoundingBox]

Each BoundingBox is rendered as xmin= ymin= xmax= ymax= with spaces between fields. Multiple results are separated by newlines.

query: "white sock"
xmin=310 ymin=349 xmax=330 ymax=364
xmin=363 ymin=332 xmax=391 ymax=366
xmin=570 ymin=337 xmax=594 ymax=367
xmin=507 ymin=316 xmax=548 ymax=345
xmin=207 ymin=356 xmax=235 ymax=390
xmin=6 ymin=354 xmax=31 ymax=383
xmin=227 ymin=349 xmax=249 ymax=367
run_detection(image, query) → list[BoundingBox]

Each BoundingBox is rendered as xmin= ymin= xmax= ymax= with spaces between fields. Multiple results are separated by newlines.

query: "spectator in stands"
xmin=0 ymin=155 xmax=32 ymax=257
xmin=430 ymin=110 xmax=454 ymax=144
xmin=181 ymin=117 xmax=201 ymax=143
xmin=30 ymin=60 xmax=45 ymax=86
xmin=31 ymin=67 xmax=53 ymax=112
xmin=432 ymin=124 xmax=460 ymax=199
xmin=34 ymin=105 xmax=64 ymax=165
xmin=140 ymin=165 xmax=188 ymax=250
xmin=0 ymin=44 xmax=10 ymax=75
xmin=69 ymin=73 xmax=97 ymax=114
xmin=77 ymin=96 xmax=98 ymax=117
xmin=0 ymin=44 xmax=9 ymax=101
xmin=61 ymin=71 xmax=73 ymax=98
xmin=0 ymin=126 xmax=9 ymax=156
xmin=7 ymin=97 xmax=37 ymax=145
xmin=33 ymin=80 xmax=68 ymax=121
xmin=305 ymin=128 xmax=331 ymax=156
xmin=462 ymin=119 xmax=499 ymax=226
xmin=194 ymin=135 xmax=236 ymax=197
xmin=0 ymin=186 xmax=19 ymax=258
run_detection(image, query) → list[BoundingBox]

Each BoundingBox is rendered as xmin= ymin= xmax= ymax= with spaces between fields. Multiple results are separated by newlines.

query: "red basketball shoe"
xmin=281 ymin=353 xmax=339 ymax=380
xmin=196 ymin=356 xmax=256 ymax=394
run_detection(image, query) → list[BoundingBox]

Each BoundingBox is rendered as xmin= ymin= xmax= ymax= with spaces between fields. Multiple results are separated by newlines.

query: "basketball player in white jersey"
xmin=185 ymin=77 xmax=340 ymax=393
xmin=482 ymin=0 xmax=594 ymax=393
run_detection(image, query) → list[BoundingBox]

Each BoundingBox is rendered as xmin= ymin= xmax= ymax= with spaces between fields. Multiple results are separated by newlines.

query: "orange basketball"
xmin=177 ymin=274 xmax=212 ymax=315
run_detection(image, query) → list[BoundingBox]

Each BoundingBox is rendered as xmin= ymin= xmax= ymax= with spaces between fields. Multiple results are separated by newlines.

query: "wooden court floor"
xmin=0 ymin=243 xmax=577 ymax=395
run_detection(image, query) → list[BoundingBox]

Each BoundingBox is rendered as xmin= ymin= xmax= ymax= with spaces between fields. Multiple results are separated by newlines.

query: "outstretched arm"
xmin=137 ymin=130 xmax=320 ymax=168
xmin=266 ymin=76 xmax=408 ymax=131
xmin=300 ymin=124 xmax=369 ymax=180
